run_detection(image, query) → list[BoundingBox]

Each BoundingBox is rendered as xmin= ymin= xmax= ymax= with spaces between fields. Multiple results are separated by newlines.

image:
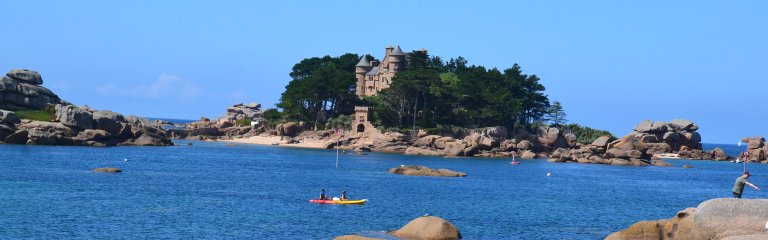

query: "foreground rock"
xmin=336 ymin=216 xmax=461 ymax=240
xmin=93 ymin=167 xmax=122 ymax=173
xmin=389 ymin=165 xmax=467 ymax=177
xmin=607 ymin=198 xmax=768 ymax=240
xmin=393 ymin=216 xmax=462 ymax=240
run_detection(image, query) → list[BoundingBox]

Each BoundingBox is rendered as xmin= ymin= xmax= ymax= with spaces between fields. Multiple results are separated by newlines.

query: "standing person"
xmin=319 ymin=189 xmax=327 ymax=200
xmin=733 ymin=172 xmax=760 ymax=198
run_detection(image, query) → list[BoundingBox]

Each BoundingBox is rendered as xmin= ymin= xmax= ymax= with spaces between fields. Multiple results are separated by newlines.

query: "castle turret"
xmin=388 ymin=45 xmax=406 ymax=73
xmin=355 ymin=56 xmax=372 ymax=98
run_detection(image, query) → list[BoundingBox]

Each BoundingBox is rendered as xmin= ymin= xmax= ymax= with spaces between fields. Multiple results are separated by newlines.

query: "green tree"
xmin=277 ymin=54 xmax=362 ymax=128
xmin=545 ymin=101 xmax=567 ymax=126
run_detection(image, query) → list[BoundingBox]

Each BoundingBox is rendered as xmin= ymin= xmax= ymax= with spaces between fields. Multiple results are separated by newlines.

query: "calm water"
xmin=1 ymin=141 xmax=765 ymax=239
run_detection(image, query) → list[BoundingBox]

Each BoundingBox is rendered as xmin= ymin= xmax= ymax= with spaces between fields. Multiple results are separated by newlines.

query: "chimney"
xmin=370 ymin=60 xmax=378 ymax=67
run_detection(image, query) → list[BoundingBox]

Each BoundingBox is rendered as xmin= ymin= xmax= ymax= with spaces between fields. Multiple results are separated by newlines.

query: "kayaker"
xmin=319 ymin=189 xmax=327 ymax=200
xmin=733 ymin=171 xmax=760 ymax=198
xmin=340 ymin=191 xmax=347 ymax=200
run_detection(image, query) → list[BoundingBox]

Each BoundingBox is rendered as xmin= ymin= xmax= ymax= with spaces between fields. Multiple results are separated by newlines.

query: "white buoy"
xmin=546 ymin=172 xmax=552 ymax=177
xmin=124 ymin=158 xmax=128 ymax=162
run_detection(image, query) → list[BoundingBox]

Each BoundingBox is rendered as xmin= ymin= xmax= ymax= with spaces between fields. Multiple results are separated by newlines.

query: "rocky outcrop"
xmin=0 ymin=69 xmax=61 ymax=110
xmin=392 ymin=216 xmax=462 ymax=240
xmin=735 ymin=137 xmax=768 ymax=163
xmin=1 ymin=105 xmax=172 ymax=146
xmin=607 ymin=198 xmax=768 ymax=240
xmin=217 ymin=102 xmax=261 ymax=126
xmin=388 ymin=165 xmax=467 ymax=177
xmin=629 ymin=119 xmax=703 ymax=154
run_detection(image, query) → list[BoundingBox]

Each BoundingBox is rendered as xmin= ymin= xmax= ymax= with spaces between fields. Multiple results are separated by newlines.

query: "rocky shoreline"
xmin=172 ymin=107 xmax=767 ymax=165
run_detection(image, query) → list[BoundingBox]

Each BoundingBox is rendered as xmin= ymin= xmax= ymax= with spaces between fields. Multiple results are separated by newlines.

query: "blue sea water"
xmin=1 ymin=141 xmax=766 ymax=239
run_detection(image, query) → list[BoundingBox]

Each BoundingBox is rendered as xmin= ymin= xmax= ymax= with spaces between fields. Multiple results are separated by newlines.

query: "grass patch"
xmin=15 ymin=109 xmax=55 ymax=121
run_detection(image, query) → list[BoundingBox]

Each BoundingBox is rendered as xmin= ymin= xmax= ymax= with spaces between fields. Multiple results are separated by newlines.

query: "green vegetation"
xmin=325 ymin=115 xmax=352 ymax=130
xmin=368 ymin=52 xmax=549 ymax=130
xmin=235 ymin=118 xmax=251 ymax=127
xmin=544 ymin=101 xmax=567 ymax=126
xmin=277 ymin=54 xmax=367 ymax=127
xmin=278 ymin=51 xmax=550 ymax=131
xmin=260 ymin=108 xmax=284 ymax=125
xmin=562 ymin=123 xmax=616 ymax=144
xmin=15 ymin=106 xmax=56 ymax=121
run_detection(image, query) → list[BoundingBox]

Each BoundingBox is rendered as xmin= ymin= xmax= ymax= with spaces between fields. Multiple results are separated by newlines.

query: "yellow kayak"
xmin=309 ymin=199 xmax=368 ymax=205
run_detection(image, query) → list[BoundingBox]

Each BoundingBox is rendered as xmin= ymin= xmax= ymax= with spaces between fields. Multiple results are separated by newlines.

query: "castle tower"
xmin=352 ymin=106 xmax=374 ymax=134
xmin=355 ymin=56 xmax=372 ymax=98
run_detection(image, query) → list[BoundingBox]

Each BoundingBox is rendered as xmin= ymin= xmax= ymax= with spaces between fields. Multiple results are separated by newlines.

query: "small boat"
xmin=510 ymin=155 xmax=520 ymax=165
xmin=731 ymin=159 xmax=743 ymax=163
xmin=309 ymin=199 xmax=368 ymax=205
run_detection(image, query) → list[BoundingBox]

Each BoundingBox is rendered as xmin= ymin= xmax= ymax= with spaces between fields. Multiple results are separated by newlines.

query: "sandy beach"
xmin=220 ymin=135 xmax=331 ymax=149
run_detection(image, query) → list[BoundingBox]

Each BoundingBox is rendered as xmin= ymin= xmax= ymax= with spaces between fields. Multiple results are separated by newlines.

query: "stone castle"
xmin=352 ymin=45 xmax=428 ymax=134
xmin=355 ymin=45 xmax=407 ymax=97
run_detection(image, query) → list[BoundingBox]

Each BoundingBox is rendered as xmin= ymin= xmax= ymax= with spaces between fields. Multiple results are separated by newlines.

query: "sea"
xmin=0 ymin=141 xmax=765 ymax=239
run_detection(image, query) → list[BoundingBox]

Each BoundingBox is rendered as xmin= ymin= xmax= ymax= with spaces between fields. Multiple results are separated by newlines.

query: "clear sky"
xmin=2 ymin=1 xmax=766 ymax=144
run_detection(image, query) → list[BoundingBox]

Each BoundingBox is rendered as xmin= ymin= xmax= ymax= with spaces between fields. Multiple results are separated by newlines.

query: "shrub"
xmin=562 ymin=123 xmax=615 ymax=144
xmin=235 ymin=118 xmax=251 ymax=127
xmin=15 ymin=109 xmax=55 ymax=121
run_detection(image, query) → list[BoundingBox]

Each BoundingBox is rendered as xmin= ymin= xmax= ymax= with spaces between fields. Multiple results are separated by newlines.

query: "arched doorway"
xmin=357 ymin=124 xmax=365 ymax=133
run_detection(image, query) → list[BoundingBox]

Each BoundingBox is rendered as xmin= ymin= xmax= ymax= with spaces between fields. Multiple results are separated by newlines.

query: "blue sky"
xmin=1 ymin=1 xmax=766 ymax=144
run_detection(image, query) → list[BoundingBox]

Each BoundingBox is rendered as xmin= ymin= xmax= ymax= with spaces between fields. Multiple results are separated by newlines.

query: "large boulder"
xmin=691 ymin=198 xmax=768 ymax=239
xmin=591 ymin=136 xmax=612 ymax=148
xmin=404 ymin=146 xmax=444 ymax=156
xmin=537 ymin=126 xmax=567 ymax=149
xmin=92 ymin=110 xmax=125 ymax=136
xmin=649 ymin=121 xmax=669 ymax=132
xmin=520 ymin=150 xmax=537 ymax=159
xmin=276 ymin=122 xmax=300 ymax=137
xmin=609 ymin=135 xmax=647 ymax=152
xmin=26 ymin=129 xmax=58 ymax=145
xmin=713 ymin=147 xmax=729 ymax=161
xmin=4 ymin=130 xmax=28 ymax=144
xmin=607 ymin=208 xmax=694 ymax=240
xmin=388 ymin=166 xmax=466 ymax=177
xmin=443 ymin=141 xmax=467 ymax=157
xmin=516 ymin=140 xmax=534 ymax=150
xmin=0 ymin=109 xmax=21 ymax=125
xmin=392 ymin=216 xmax=462 ymax=240
xmin=609 ymin=199 xmax=768 ymax=240
xmin=670 ymin=119 xmax=697 ymax=131
xmin=414 ymin=135 xmax=440 ymax=148
xmin=6 ymin=69 xmax=43 ymax=85
xmin=633 ymin=120 xmax=653 ymax=133
xmin=55 ymin=104 xmax=94 ymax=130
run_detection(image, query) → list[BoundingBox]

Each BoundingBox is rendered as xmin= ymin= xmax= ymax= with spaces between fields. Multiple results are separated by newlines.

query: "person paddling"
xmin=340 ymin=191 xmax=347 ymax=200
xmin=733 ymin=172 xmax=760 ymax=198
xmin=319 ymin=189 xmax=328 ymax=200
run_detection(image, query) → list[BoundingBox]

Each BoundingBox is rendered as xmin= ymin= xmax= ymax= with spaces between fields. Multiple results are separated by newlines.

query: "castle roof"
xmin=365 ymin=67 xmax=379 ymax=76
xmin=355 ymin=56 xmax=371 ymax=67
xmin=389 ymin=45 xmax=405 ymax=56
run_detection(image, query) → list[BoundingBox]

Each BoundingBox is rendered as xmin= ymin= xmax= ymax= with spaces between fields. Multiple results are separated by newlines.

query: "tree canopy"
xmin=277 ymin=51 xmax=551 ymax=131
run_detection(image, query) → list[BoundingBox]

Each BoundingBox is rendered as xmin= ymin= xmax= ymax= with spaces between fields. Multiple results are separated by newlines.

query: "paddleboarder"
xmin=733 ymin=172 xmax=760 ymax=198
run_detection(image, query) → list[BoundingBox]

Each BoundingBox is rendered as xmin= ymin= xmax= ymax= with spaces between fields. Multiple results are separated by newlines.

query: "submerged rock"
xmin=93 ymin=167 xmax=122 ymax=173
xmin=388 ymin=165 xmax=466 ymax=177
